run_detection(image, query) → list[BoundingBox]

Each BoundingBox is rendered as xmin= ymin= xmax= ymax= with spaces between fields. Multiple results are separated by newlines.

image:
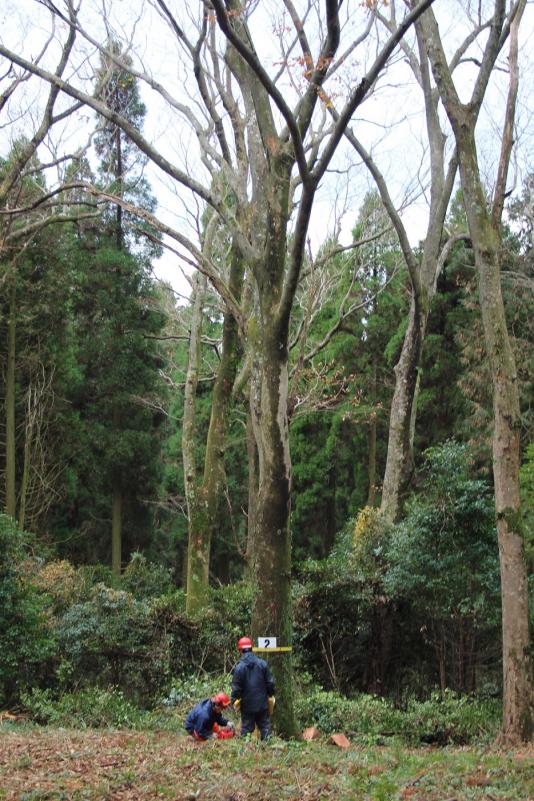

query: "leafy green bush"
xmin=148 ymin=582 xmax=251 ymax=681
xmin=294 ymin=686 xmax=499 ymax=745
xmin=21 ymin=687 xmax=142 ymax=728
xmin=0 ymin=515 xmax=57 ymax=707
xmin=56 ymin=584 xmax=157 ymax=702
xmin=385 ymin=441 xmax=501 ymax=693
xmin=295 ymin=688 xmax=403 ymax=739
xmin=161 ymin=674 xmax=231 ymax=713
xmin=402 ymin=690 xmax=500 ymax=745
xmin=293 ymin=559 xmax=370 ymax=693
xmin=120 ymin=552 xmax=173 ymax=599
xmin=293 ymin=514 xmax=397 ymax=696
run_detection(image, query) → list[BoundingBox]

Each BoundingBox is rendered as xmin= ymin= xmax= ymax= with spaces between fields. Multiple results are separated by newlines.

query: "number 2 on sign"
xmin=258 ymin=637 xmax=277 ymax=649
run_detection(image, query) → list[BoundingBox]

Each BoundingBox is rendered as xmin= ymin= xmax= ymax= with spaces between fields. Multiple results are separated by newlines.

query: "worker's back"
xmin=231 ymin=651 xmax=275 ymax=713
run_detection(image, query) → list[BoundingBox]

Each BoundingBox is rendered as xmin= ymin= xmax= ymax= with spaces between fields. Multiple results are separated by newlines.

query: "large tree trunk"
xmin=246 ymin=152 xmax=299 ymax=737
xmin=244 ymin=406 xmax=259 ymax=578
xmin=461 ymin=150 xmax=533 ymax=741
xmin=251 ymin=327 xmax=297 ymax=737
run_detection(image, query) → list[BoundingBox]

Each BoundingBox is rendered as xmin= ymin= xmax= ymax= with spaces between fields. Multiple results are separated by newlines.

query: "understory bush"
xmin=293 ymin=512 xmax=426 ymax=698
xmin=402 ymin=690 xmax=500 ymax=745
xmin=160 ymin=674 xmax=232 ymax=716
xmin=294 ymin=443 xmax=503 ymax=699
xmin=1 ymin=543 xmax=252 ymax=709
xmin=0 ymin=444 xmax=510 ymax=727
xmin=295 ymin=687 xmax=500 ymax=745
xmin=20 ymin=686 xmax=143 ymax=728
xmin=18 ymin=679 xmax=500 ymax=747
xmin=0 ymin=516 xmax=56 ymax=707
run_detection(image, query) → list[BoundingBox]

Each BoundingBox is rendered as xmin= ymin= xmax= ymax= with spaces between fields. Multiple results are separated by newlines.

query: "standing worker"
xmin=184 ymin=692 xmax=234 ymax=741
xmin=231 ymin=636 xmax=275 ymax=740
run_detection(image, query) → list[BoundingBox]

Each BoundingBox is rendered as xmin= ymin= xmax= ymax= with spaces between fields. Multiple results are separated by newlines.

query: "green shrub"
xmin=0 ymin=515 xmax=57 ymax=707
xmin=293 ymin=554 xmax=390 ymax=695
xmin=385 ymin=441 xmax=501 ymax=693
xmin=56 ymin=584 xmax=156 ymax=701
xmin=295 ymin=688 xmax=403 ymax=739
xmin=21 ymin=687 xmax=142 ymax=728
xmin=148 ymin=582 xmax=251 ymax=681
xmin=120 ymin=552 xmax=173 ymax=599
xmin=161 ymin=674 xmax=231 ymax=714
xmin=402 ymin=690 xmax=500 ymax=745
xmin=294 ymin=686 xmax=500 ymax=745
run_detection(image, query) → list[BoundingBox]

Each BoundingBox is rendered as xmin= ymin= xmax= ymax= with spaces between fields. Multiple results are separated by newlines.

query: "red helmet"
xmin=237 ymin=636 xmax=253 ymax=651
xmin=212 ymin=692 xmax=230 ymax=707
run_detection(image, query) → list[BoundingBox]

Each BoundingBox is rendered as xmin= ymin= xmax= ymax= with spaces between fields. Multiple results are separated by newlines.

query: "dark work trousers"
xmin=240 ymin=708 xmax=272 ymax=739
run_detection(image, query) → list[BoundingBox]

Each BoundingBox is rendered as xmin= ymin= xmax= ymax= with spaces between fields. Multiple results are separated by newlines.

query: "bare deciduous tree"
xmin=420 ymin=0 xmax=533 ymax=745
xmin=1 ymin=0 xmax=435 ymax=735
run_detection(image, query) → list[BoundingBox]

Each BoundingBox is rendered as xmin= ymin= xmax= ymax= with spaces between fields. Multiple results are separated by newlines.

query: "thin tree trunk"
xmin=244 ymin=410 xmax=258 ymax=578
xmin=185 ymin=243 xmax=244 ymax=613
xmin=368 ymin=6 xmax=458 ymax=520
xmin=183 ymin=272 xmax=207 ymax=614
xmin=18 ymin=414 xmax=30 ymax=531
xmin=367 ymin=364 xmax=378 ymax=507
xmin=381 ymin=297 xmax=424 ymax=520
xmin=111 ymin=127 xmax=124 ymax=577
xmin=111 ymin=475 xmax=122 ymax=576
xmin=324 ymin=464 xmax=337 ymax=556
xmin=5 ymin=279 xmax=16 ymax=518
xmin=111 ymin=405 xmax=122 ymax=576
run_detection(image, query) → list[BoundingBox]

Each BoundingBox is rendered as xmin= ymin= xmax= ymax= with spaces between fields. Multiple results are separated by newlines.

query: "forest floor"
xmin=0 ymin=725 xmax=533 ymax=801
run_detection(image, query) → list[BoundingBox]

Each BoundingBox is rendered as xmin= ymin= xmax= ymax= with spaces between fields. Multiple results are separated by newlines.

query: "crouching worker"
xmin=231 ymin=637 xmax=275 ymax=740
xmin=184 ymin=692 xmax=235 ymax=741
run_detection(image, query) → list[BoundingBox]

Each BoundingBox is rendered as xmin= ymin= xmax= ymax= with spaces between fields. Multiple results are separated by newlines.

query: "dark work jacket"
xmin=184 ymin=699 xmax=228 ymax=740
xmin=231 ymin=651 xmax=275 ymax=714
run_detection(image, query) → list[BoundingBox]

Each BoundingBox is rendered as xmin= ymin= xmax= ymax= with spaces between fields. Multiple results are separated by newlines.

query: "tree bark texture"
xmin=251 ymin=327 xmax=296 ymax=737
xmin=381 ymin=297 xmax=424 ymax=520
xmin=183 ymin=273 xmax=208 ymax=615
xmin=462 ymin=156 xmax=533 ymax=741
xmin=111 ymin=475 xmax=123 ymax=576
xmin=247 ymin=154 xmax=299 ymax=737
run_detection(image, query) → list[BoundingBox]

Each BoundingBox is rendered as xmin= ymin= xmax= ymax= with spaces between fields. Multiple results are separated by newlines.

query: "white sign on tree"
xmin=257 ymin=637 xmax=277 ymax=649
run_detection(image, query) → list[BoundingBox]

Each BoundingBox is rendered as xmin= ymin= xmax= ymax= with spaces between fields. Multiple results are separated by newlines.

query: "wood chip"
xmin=329 ymin=733 xmax=350 ymax=749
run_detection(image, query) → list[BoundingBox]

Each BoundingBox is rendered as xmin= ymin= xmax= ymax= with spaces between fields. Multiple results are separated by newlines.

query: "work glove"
xmin=268 ymin=696 xmax=275 ymax=716
xmin=233 ymin=699 xmax=241 ymax=711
